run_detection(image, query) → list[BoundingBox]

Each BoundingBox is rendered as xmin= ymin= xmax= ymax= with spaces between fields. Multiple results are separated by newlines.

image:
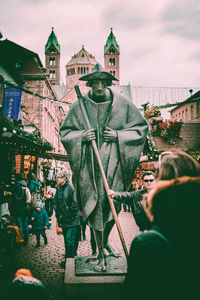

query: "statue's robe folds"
xmin=60 ymin=89 xmax=148 ymax=231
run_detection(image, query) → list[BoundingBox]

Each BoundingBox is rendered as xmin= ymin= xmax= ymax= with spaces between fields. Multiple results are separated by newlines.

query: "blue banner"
xmin=2 ymin=86 xmax=23 ymax=120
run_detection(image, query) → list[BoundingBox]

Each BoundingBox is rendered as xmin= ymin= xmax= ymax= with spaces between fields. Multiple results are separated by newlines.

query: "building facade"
xmin=170 ymin=91 xmax=200 ymax=122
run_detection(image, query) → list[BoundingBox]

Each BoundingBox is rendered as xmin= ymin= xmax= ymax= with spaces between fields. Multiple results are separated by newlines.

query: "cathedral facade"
xmin=45 ymin=27 xmax=120 ymax=95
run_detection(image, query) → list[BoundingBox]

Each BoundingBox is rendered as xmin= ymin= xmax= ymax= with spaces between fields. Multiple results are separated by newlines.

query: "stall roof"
xmin=0 ymin=134 xmax=48 ymax=156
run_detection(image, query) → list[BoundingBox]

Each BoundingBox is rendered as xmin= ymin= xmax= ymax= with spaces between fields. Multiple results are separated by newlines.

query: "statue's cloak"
xmin=60 ymin=88 xmax=148 ymax=231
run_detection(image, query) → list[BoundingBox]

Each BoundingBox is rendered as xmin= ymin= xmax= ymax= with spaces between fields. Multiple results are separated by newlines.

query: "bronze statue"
xmin=60 ymin=64 xmax=148 ymax=271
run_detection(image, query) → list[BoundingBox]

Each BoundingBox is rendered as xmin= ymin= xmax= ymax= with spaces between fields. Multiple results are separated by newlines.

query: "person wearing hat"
xmin=60 ymin=64 xmax=148 ymax=271
xmin=31 ymin=200 xmax=48 ymax=248
xmin=53 ymin=170 xmax=80 ymax=268
xmin=6 ymin=268 xmax=50 ymax=300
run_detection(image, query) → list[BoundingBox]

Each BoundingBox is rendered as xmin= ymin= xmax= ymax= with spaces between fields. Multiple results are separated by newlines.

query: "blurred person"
xmin=124 ymin=150 xmax=200 ymax=300
xmin=53 ymin=170 xmax=80 ymax=269
xmin=27 ymin=173 xmax=41 ymax=195
xmin=108 ymin=171 xmax=155 ymax=231
xmin=10 ymin=174 xmax=30 ymax=246
xmin=44 ymin=190 xmax=54 ymax=229
xmin=6 ymin=268 xmax=50 ymax=300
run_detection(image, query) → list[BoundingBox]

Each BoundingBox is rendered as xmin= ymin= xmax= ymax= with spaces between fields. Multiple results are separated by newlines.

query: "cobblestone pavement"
xmin=1 ymin=211 xmax=139 ymax=300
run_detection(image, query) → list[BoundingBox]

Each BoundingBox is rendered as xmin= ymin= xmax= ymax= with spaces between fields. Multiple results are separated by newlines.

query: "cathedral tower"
xmin=104 ymin=28 xmax=120 ymax=85
xmin=45 ymin=27 xmax=60 ymax=85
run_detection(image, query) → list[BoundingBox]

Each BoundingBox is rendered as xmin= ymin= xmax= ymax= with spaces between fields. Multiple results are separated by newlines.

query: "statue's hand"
xmin=103 ymin=127 xmax=117 ymax=142
xmin=82 ymin=128 xmax=96 ymax=142
xmin=108 ymin=189 xmax=115 ymax=198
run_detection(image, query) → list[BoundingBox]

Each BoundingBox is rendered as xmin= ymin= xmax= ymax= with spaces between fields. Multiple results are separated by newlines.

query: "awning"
xmin=0 ymin=134 xmax=47 ymax=155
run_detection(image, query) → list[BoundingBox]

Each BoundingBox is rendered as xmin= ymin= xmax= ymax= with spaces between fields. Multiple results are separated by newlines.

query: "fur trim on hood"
xmin=146 ymin=176 xmax=200 ymax=222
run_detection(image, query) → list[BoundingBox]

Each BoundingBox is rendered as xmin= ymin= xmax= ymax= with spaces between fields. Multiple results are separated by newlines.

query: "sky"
xmin=1 ymin=0 xmax=200 ymax=89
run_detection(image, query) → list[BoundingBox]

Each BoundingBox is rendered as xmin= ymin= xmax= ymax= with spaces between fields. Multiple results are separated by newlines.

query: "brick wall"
xmin=21 ymin=78 xmax=65 ymax=154
xmin=65 ymin=63 xmax=95 ymax=89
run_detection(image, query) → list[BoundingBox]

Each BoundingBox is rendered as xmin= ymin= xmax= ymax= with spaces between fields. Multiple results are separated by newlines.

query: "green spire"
xmin=45 ymin=27 xmax=60 ymax=53
xmin=104 ymin=28 xmax=120 ymax=54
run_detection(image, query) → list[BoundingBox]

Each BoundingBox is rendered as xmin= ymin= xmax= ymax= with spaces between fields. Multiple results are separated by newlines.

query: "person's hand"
xmin=44 ymin=226 xmax=48 ymax=229
xmin=108 ymin=189 xmax=115 ymax=198
xmin=82 ymin=128 xmax=96 ymax=142
xmin=103 ymin=127 xmax=117 ymax=142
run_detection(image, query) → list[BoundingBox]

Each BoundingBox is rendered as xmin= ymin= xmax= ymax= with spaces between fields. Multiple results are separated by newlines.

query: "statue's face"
xmin=91 ymin=79 xmax=107 ymax=99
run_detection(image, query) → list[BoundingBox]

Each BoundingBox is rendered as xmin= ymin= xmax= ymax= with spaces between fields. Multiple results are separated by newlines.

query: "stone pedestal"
xmin=64 ymin=256 xmax=127 ymax=300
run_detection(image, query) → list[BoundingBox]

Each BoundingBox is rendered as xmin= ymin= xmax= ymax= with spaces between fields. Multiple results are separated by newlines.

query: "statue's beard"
xmin=89 ymin=91 xmax=107 ymax=103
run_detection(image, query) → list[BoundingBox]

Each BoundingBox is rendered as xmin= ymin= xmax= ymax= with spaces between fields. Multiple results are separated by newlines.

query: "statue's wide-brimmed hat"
xmin=79 ymin=63 xmax=118 ymax=83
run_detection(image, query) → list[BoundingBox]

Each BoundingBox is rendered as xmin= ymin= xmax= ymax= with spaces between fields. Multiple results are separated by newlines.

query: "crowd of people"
xmin=1 ymin=149 xmax=200 ymax=300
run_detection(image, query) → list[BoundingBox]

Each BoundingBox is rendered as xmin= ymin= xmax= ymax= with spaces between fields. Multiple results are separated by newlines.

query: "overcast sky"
xmin=1 ymin=0 xmax=200 ymax=88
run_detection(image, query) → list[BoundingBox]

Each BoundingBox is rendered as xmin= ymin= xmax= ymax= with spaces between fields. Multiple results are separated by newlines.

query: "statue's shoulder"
xmin=110 ymin=88 xmax=137 ymax=109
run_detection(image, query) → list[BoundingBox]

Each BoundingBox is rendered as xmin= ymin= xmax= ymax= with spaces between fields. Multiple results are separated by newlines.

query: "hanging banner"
xmin=2 ymin=85 xmax=23 ymax=120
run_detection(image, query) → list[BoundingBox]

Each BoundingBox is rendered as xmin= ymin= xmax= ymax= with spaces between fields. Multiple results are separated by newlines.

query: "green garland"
xmin=146 ymin=131 xmax=161 ymax=161
xmin=0 ymin=116 xmax=53 ymax=151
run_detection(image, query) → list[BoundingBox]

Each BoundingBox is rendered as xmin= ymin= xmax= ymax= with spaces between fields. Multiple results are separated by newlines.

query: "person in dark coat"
xmin=108 ymin=171 xmax=155 ymax=231
xmin=27 ymin=173 xmax=41 ymax=194
xmin=11 ymin=174 xmax=30 ymax=245
xmin=44 ymin=190 xmax=54 ymax=228
xmin=31 ymin=201 xmax=48 ymax=247
xmin=124 ymin=150 xmax=200 ymax=300
xmin=60 ymin=63 xmax=148 ymax=271
xmin=53 ymin=170 xmax=80 ymax=268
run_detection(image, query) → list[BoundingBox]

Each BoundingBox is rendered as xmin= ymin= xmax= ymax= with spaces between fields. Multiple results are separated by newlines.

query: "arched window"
xmin=84 ymin=67 xmax=86 ymax=74
xmin=78 ymin=67 xmax=80 ymax=74
xmin=113 ymin=70 xmax=116 ymax=76
xmin=81 ymin=67 xmax=83 ymax=74
xmin=87 ymin=67 xmax=89 ymax=73
xmin=109 ymin=48 xmax=115 ymax=54
xmin=109 ymin=58 xmax=115 ymax=66
xmin=49 ymin=57 xmax=56 ymax=66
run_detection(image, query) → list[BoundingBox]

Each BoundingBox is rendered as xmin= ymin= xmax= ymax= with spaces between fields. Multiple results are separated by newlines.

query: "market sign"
xmin=2 ymin=86 xmax=22 ymax=120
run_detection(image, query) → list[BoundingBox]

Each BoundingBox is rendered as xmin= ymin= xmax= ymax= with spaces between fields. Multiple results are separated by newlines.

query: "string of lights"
xmin=0 ymin=75 xmax=71 ymax=105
